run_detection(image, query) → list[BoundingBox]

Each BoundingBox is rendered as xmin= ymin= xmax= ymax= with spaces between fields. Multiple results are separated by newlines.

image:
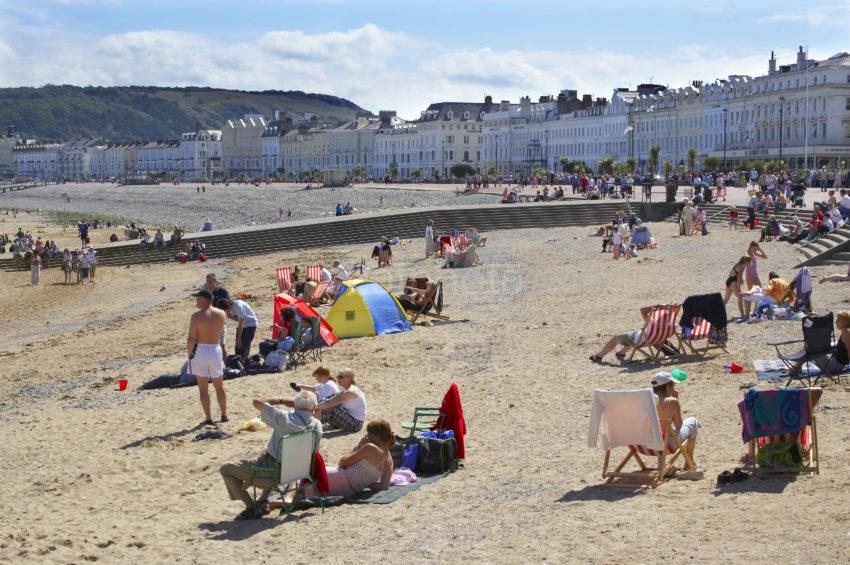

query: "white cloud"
xmin=759 ymin=1 xmax=850 ymax=28
xmin=0 ymin=23 xmax=829 ymax=120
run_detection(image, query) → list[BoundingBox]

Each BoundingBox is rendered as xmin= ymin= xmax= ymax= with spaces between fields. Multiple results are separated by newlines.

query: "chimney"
xmin=538 ymin=95 xmax=552 ymax=103
xmin=796 ymin=45 xmax=807 ymax=68
xmin=768 ymin=50 xmax=777 ymax=75
xmin=195 ymin=121 xmax=204 ymax=130
xmin=378 ymin=110 xmax=397 ymax=128
xmin=581 ymin=94 xmax=593 ymax=109
xmin=519 ymin=96 xmax=531 ymax=117
xmin=500 ymin=100 xmax=510 ymax=111
xmin=483 ymin=95 xmax=493 ymax=112
xmin=484 ymin=95 xmax=493 ymax=105
xmin=282 ymin=117 xmax=294 ymax=131
xmin=309 ymin=115 xmax=318 ymax=127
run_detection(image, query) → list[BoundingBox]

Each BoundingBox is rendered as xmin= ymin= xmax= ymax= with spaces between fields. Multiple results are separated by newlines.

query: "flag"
xmin=811 ymin=124 xmax=818 ymax=137
xmin=624 ymin=125 xmax=633 ymax=134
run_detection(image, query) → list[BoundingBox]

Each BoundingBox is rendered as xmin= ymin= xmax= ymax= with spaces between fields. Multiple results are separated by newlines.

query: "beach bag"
xmin=391 ymin=435 xmax=420 ymax=470
xmin=708 ymin=326 xmax=728 ymax=345
xmin=225 ymin=355 xmax=244 ymax=373
xmin=258 ymin=340 xmax=277 ymax=356
xmin=416 ymin=435 xmax=459 ymax=474
xmin=265 ymin=350 xmax=289 ymax=370
xmin=757 ymin=441 xmax=802 ymax=469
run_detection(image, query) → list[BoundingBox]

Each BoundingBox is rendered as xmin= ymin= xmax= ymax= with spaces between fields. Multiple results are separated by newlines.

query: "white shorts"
xmin=189 ymin=344 xmax=224 ymax=380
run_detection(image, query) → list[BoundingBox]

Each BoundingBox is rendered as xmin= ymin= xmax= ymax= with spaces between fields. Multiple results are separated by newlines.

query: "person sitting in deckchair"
xmin=651 ymin=372 xmax=703 ymax=480
xmin=590 ymin=304 xmax=675 ymax=363
xmin=397 ymin=282 xmax=432 ymax=313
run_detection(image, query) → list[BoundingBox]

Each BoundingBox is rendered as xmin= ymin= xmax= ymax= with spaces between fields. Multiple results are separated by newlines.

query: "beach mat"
xmin=753 ymin=359 xmax=842 ymax=382
xmin=287 ymin=471 xmax=453 ymax=509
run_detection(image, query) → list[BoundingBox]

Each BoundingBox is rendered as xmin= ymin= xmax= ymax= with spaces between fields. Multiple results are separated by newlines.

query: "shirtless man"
xmin=651 ymin=372 xmax=703 ymax=480
xmin=187 ymin=289 xmax=228 ymax=425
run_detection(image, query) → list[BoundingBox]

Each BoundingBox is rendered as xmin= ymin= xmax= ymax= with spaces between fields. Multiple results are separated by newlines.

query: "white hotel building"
xmin=480 ymin=48 xmax=850 ymax=174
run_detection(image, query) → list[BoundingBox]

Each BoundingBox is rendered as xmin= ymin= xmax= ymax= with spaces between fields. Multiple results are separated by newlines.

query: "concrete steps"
xmin=795 ymin=227 xmax=850 ymax=267
xmin=2 ymin=200 xmax=671 ymax=269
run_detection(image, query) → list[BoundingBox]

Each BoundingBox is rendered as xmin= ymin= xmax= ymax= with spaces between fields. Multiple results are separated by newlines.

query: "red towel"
xmin=434 ymin=383 xmax=466 ymax=459
xmin=303 ymin=451 xmax=330 ymax=494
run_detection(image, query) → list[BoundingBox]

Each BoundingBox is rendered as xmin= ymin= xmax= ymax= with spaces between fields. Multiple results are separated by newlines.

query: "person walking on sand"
xmin=30 ymin=252 xmax=42 ymax=286
xmin=425 ymin=219 xmax=436 ymax=257
xmin=187 ymin=289 xmax=228 ymax=425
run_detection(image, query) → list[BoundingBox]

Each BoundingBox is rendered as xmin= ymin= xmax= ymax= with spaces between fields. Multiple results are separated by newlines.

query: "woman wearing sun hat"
xmin=651 ymin=371 xmax=703 ymax=480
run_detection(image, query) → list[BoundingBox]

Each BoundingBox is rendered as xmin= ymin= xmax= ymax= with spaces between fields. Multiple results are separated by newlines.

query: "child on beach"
xmin=611 ymin=229 xmax=622 ymax=259
xmin=729 ymin=207 xmax=739 ymax=230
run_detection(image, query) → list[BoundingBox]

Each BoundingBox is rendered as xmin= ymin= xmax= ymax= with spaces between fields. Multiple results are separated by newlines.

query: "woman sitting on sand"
xmin=272 ymin=419 xmax=393 ymax=507
xmin=314 ymin=368 xmax=367 ymax=432
xmin=723 ymin=256 xmax=752 ymax=320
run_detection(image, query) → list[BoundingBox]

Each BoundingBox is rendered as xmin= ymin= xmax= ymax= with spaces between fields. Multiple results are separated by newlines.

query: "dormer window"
xmin=446 ymin=111 xmax=453 ymax=119
xmin=462 ymin=111 xmax=469 ymax=120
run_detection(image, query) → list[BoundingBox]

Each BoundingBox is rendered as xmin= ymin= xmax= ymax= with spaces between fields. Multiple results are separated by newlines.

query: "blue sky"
xmin=0 ymin=0 xmax=848 ymax=117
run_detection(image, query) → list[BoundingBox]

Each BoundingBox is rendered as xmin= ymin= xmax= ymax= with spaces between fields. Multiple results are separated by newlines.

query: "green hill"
xmin=0 ymin=85 xmax=369 ymax=141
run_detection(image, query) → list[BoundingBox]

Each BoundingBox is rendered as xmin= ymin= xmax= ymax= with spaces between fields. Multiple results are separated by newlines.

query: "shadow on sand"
xmin=198 ymin=511 xmax=317 ymax=541
xmin=120 ymin=422 xmax=207 ymax=449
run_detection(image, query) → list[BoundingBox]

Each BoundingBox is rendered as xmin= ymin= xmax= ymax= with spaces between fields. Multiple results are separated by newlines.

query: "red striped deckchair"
xmin=627 ymin=304 xmax=683 ymax=362
xmin=276 ymin=267 xmax=293 ymax=292
xmin=679 ymin=317 xmax=728 ymax=357
xmin=306 ymin=265 xmax=322 ymax=282
xmin=308 ymin=280 xmax=331 ymax=306
xmin=378 ymin=248 xmax=392 ymax=267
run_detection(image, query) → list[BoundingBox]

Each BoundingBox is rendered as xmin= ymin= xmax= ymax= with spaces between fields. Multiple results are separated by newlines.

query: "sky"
xmin=0 ymin=0 xmax=848 ymax=118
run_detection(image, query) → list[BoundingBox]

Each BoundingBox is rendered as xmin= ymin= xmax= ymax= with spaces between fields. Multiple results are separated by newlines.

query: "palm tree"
xmin=703 ymin=156 xmax=720 ymax=171
xmin=486 ymin=164 xmax=497 ymax=177
xmin=625 ymin=157 xmax=636 ymax=173
xmin=663 ymin=160 xmax=673 ymax=179
xmin=597 ymin=156 xmax=615 ymax=175
xmin=411 ymin=168 xmax=422 ymax=180
xmin=687 ymin=147 xmax=697 ymax=172
xmin=648 ymin=145 xmax=661 ymax=175
xmin=559 ymin=156 xmax=571 ymax=173
xmin=389 ymin=165 xmax=399 ymax=178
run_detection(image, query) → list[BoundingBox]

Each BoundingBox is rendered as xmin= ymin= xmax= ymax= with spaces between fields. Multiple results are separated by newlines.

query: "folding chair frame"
xmin=249 ymin=428 xmax=325 ymax=516
xmin=679 ymin=318 xmax=729 ymax=358
xmin=407 ymin=281 xmax=449 ymax=323
xmin=626 ymin=304 xmax=683 ymax=363
xmin=276 ymin=267 xmax=293 ymax=292
xmin=601 ymin=421 xmax=696 ymax=489
xmin=308 ymin=281 xmax=331 ymax=307
xmin=401 ymin=406 xmax=445 ymax=437
xmin=746 ymin=388 xmax=819 ymax=477
xmin=771 ymin=313 xmax=839 ymax=387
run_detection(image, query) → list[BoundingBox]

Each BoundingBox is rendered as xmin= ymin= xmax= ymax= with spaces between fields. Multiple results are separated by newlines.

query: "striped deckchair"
xmin=306 ymin=265 xmax=322 ymax=282
xmin=679 ymin=317 xmax=729 ymax=357
xmin=307 ymin=280 xmax=331 ymax=307
xmin=276 ymin=267 xmax=293 ymax=292
xmin=378 ymin=247 xmax=392 ymax=268
xmin=627 ymin=304 xmax=683 ymax=362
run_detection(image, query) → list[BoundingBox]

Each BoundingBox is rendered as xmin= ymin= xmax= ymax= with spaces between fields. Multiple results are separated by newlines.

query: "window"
xmin=462 ymin=111 xmax=469 ymax=120
xmin=821 ymin=123 xmax=826 ymax=138
xmin=463 ymin=150 xmax=469 ymax=161
xmin=446 ymin=111 xmax=453 ymax=119
xmin=846 ymin=97 xmax=850 ymax=111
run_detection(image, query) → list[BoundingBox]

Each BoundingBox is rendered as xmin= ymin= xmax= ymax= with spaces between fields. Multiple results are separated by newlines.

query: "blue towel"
xmin=738 ymin=387 xmax=811 ymax=443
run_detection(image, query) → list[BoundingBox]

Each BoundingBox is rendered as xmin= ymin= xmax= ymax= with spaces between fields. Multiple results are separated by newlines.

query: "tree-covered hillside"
xmin=0 ymin=85 xmax=368 ymax=140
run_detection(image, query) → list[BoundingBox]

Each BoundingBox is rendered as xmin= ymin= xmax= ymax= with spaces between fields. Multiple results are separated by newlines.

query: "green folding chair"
xmin=401 ymin=407 xmax=445 ymax=437
xmin=250 ymin=427 xmax=324 ymax=515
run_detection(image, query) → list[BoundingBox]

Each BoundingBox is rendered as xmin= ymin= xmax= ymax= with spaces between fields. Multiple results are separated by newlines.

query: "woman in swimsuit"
xmin=723 ymin=256 xmax=752 ymax=320
xmin=274 ymin=419 xmax=394 ymax=506
xmin=745 ymin=241 xmax=767 ymax=288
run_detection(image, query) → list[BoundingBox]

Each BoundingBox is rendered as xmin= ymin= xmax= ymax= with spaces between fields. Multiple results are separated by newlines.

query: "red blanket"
xmin=434 ymin=383 xmax=466 ymax=459
xmin=303 ymin=451 xmax=330 ymax=494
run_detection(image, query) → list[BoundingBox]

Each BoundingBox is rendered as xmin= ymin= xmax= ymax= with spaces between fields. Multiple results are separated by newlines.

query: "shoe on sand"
xmin=665 ymin=466 xmax=679 ymax=478
xmin=677 ymin=469 xmax=705 ymax=481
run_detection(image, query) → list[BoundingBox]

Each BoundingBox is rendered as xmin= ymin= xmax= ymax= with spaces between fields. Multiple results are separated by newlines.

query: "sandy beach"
xmin=1 ymin=214 xmax=849 ymax=563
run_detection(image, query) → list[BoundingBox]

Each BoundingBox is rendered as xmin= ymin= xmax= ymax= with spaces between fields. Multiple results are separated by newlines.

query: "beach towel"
xmin=436 ymin=384 xmax=466 ymax=459
xmin=291 ymin=470 xmax=452 ymax=508
xmin=753 ymin=359 xmax=834 ymax=382
xmin=738 ymin=387 xmax=812 ymax=443
xmin=588 ymin=389 xmax=664 ymax=451
xmin=680 ymin=293 xmax=727 ymax=332
xmin=303 ymin=451 xmax=329 ymax=495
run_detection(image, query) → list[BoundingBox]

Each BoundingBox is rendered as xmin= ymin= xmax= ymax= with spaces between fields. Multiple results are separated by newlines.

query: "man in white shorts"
xmin=187 ymin=289 xmax=228 ymax=425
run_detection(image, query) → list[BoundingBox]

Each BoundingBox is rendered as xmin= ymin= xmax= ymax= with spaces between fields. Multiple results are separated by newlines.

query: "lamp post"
xmin=722 ymin=108 xmax=728 ymax=172
xmin=494 ymin=132 xmax=499 ymax=175
xmin=778 ymin=96 xmax=785 ymax=167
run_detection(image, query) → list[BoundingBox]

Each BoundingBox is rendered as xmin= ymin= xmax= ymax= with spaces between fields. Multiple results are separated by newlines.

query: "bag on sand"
xmin=416 ymin=435 xmax=459 ymax=474
xmin=225 ymin=355 xmax=244 ymax=373
xmin=390 ymin=435 xmax=420 ymax=470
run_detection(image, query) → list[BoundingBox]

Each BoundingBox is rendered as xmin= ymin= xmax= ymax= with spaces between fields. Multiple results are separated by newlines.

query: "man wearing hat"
xmin=187 ymin=289 xmax=228 ymax=425
xmin=651 ymin=372 xmax=703 ymax=480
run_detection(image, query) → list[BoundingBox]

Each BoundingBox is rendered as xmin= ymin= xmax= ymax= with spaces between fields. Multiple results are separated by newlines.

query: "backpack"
xmin=416 ymin=436 xmax=459 ymax=474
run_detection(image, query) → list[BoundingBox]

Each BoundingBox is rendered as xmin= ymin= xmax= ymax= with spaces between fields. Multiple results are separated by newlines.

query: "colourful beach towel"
xmin=738 ymin=387 xmax=812 ymax=443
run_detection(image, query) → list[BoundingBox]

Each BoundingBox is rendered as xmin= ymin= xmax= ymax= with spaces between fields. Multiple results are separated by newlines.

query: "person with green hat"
xmin=651 ymin=372 xmax=703 ymax=480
